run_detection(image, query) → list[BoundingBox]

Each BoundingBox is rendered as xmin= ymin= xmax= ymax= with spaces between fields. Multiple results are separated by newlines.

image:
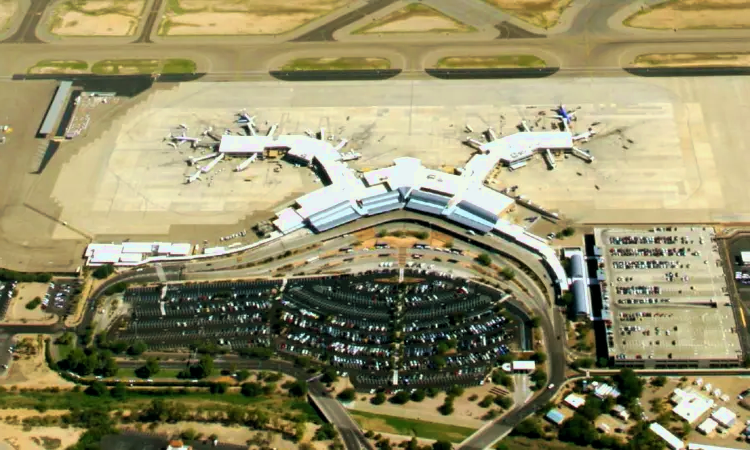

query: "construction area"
xmin=595 ymin=226 xmax=742 ymax=368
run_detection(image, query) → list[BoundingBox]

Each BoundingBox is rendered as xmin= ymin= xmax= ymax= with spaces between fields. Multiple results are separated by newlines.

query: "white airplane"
xmin=573 ymin=128 xmax=597 ymax=142
xmin=185 ymin=171 xmax=201 ymax=184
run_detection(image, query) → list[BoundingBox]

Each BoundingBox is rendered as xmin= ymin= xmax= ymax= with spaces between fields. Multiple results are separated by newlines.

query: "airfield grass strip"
xmin=281 ymin=57 xmax=391 ymax=71
xmin=436 ymin=55 xmax=547 ymax=69
xmin=349 ymin=410 xmax=476 ymax=443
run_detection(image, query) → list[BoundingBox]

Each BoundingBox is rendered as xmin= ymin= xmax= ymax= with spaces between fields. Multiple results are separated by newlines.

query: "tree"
xmin=432 ymin=441 xmax=452 ymax=450
xmin=127 ymin=341 xmax=147 ymax=356
xmin=85 ymin=381 xmax=108 ymax=397
xmin=529 ymin=316 xmax=541 ymax=328
xmin=446 ymin=385 xmax=464 ymax=398
xmin=426 ymin=387 xmax=440 ymax=398
xmin=390 ymin=391 xmax=410 ymax=405
xmin=561 ymin=227 xmax=576 ymax=237
xmin=532 ymin=351 xmax=547 ymax=363
xmin=511 ymin=418 xmax=543 ymax=439
xmin=476 ymin=253 xmax=492 ymax=267
xmin=578 ymin=396 xmax=603 ymax=421
xmin=25 ymin=297 xmax=42 ymax=310
xmin=288 ymin=380 xmax=308 ymax=397
xmin=189 ymin=354 xmax=214 ymax=379
xmin=432 ymin=356 xmax=446 ymax=369
xmin=110 ymin=382 xmax=127 ymax=400
xmin=500 ymin=267 xmax=515 ymax=280
xmin=651 ymin=376 xmax=667 ymax=387
xmin=314 ymin=423 xmax=338 ymax=441
xmin=559 ymin=415 xmax=597 ymax=446
xmin=135 ymin=357 xmax=160 ymax=379
xmin=438 ymin=397 xmax=454 ymax=415
xmin=436 ymin=342 xmax=449 ymax=355
xmin=321 ymin=369 xmax=339 ymax=384
xmin=572 ymin=357 xmax=594 ymax=369
xmin=236 ymin=369 xmax=251 ymax=382
xmin=337 ymin=388 xmax=356 ymax=402
xmin=241 ymin=382 xmax=263 ymax=397
xmin=371 ymin=392 xmax=386 ymax=405
xmin=410 ymin=389 xmax=426 ymax=402
xmin=493 ymin=396 xmax=513 ymax=409
xmin=479 ymin=395 xmax=494 ymax=408
xmin=614 ymin=368 xmax=643 ymax=405
xmin=530 ymin=370 xmax=547 ymax=388
xmin=92 ymin=264 xmax=115 ymax=279
xmin=210 ymin=382 xmax=228 ymax=394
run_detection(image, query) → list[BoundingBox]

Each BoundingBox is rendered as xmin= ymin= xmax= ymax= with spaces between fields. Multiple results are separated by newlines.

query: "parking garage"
xmin=595 ymin=227 xmax=742 ymax=368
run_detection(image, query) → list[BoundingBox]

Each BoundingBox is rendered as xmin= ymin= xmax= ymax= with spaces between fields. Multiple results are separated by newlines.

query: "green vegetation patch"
xmin=90 ymin=58 xmax=197 ymax=75
xmin=62 ymin=0 xmax=138 ymax=17
xmin=436 ymin=55 xmax=547 ymax=69
xmin=91 ymin=59 xmax=160 ymax=75
xmin=281 ymin=57 xmax=391 ymax=71
xmin=28 ymin=60 xmax=89 ymax=74
xmin=632 ymin=52 xmax=750 ymax=67
xmin=349 ymin=410 xmax=476 ymax=442
xmin=354 ymin=3 xmax=475 ymax=34
xmin=162 ymin=58 xmax=197 ymax=73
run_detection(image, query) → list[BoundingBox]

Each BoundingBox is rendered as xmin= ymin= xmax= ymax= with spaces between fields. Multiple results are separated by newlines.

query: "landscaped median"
xmin=631 ymin=52 xmax=750 ymax=68
xmin=435 ymin=55 xmax=547 ymax=69
xmin=281 ymin=57 xmax=392 ymax=71
xmin=426 ymin=54 xmax=555 ymax=79
xmin=272 ymin=57 xmax=400 ymax=81
xmin=28 ymin=58 xmax=197 ymax=75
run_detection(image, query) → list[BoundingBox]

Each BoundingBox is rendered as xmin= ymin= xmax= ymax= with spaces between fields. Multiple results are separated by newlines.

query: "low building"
xmin=611 ymin=404 xmax=630 ymax=421
xmin=545 ymin=408 xmax=565 ymax=426
xmin=671 ymin=388 xmax=714 ymax=424
xmin=649 ymin=422 xmax=685 ymax=450
xmin=512 ymin=360 xmax=535 ymax=372
xmin=688 ymin=443 xmax=747 ymax=450
xmin=741 ymin=251 xmax=750 ymax=266
xmin=697 ymin=418 xmax=718 ymax=435
xmin=166 ymin=441 xmax=192 ymax=450
xmin=710 ymin=407 xmax=737 ymax=428
xmin=591 ymin=382 xmax=620 ymax=399
xmin=564 ymin=393 xmax=586 ymax=410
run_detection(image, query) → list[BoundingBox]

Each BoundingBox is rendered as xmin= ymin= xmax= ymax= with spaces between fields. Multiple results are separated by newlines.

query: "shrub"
xmin=25 ymin=297 xmax=42 ymax=310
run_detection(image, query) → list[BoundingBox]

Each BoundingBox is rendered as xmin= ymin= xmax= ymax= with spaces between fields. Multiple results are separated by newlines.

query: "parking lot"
xmin=0 ymin=281 xmax=16 ymax=319
xmin=112 ymin=280 xmax=280 ymax=351
xmin=596 ymin=227 xmax=742 ymax=366
xmin=42 ymin=279 xmax=82 ymax=316
xmin=277 ymin=271 xmax=519 ymax=389
xmin=111 ymin=272 xmax=521 ymax=388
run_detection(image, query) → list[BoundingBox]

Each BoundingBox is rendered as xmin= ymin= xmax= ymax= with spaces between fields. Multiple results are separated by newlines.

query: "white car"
xmin=548 ymin=383 xmax=555 ymax=390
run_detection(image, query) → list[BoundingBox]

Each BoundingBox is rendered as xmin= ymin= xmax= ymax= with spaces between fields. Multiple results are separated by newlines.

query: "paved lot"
xmin=6 ymin=75 xmax=750 ymax=271
xmin=597 ymin=226 xmax=741 ymax=364
xmin=112 ymin=272 xmax=519 ymax=389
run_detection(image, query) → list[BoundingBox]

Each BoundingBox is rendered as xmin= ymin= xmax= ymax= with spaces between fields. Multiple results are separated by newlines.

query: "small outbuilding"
xmin=611 ymin=404 xmax=630 ymax=421
xmin=697 ymin=418 xmax=718 ymax=435
xmin=564 ymin=393 xmax=586 ymax=410
xmin=545 ymin=408 xmax=565 ymax=426
xmin=710 ymin=407 xmax=737 ymax=428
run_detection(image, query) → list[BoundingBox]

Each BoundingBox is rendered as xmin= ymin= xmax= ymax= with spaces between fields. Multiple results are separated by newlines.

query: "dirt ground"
xmin=632 ymin=52 xmax=750 ymax=67
xmin=481 ymin=0 xmax=573 ymax=29
xmin=0 ymin=0 xmax=18 ymax=31
xmin=1 ymin=283 xmax=56 ymax=324
xmin=637 ymin=375 xmax=750 ymax=446
xmin=130 ymin=421 xmax=328 ymax=450
xmin=0 ymin=419 xmax=82 ymax=450
xmin=48 ymin=0 xmax=145 ymax=36
xmin=625 ymin=0 xmax=750 ymax=29
xmin=0 ymin=335 xmax=74 ymax=390
xmin=159 ymin=0 xmax=351 ymax=35
xmin=357 ymin=4 xmax=472 ymax=34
